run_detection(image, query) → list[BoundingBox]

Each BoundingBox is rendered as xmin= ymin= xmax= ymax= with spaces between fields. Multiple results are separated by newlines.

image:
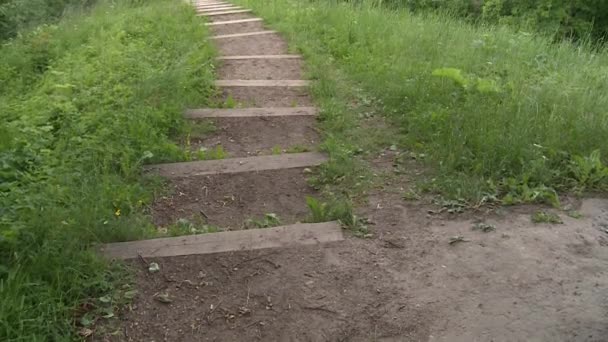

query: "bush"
xmin=0 ymin=0 xmax=214 ymax=339
xmin=0 ymin=0 xmax=95 ymax=41
xmin=393 ymin=0 xmax=608 ymax=42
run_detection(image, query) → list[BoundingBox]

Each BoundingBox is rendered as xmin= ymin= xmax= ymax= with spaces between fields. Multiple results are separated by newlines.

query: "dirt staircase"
xmin=100 ymin=1 xmax=343 ymax=259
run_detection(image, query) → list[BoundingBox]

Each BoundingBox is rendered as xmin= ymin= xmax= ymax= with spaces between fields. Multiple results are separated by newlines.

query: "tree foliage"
xmin=396 ymin=0 xmax=608 ymax=41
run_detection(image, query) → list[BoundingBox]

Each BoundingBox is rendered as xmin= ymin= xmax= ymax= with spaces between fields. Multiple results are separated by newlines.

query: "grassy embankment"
xmin=0 ymin=0 xmax=214 ymax=339
xmin=237 ymin=0 xmax=608 ymax=207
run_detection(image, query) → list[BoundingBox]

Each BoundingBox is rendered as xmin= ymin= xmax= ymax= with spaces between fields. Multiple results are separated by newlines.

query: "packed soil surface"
xmin=150 ymin=168 xmax=317 ymax=229
xmin=103 ymin=188 xmax=608 ymax=342
xmin=218 ymin=59 xmax=304 ymax=80
xmin=210 ymin=20 xmax=267 ymax=35
xmin=98 ymin=3 xmax=608 ymax=341
xmin=189 ymin=116 xmax=319 ymax=157
xmin=219 ymin=86 xmax=313 ymax=107
xmin=215 ymin=34 xmax=289 ymax=55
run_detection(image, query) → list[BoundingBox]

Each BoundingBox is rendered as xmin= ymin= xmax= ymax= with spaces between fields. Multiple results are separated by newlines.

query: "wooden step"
xmin=216 ymin=80 xmax=310 ymax=87
xmin=185 ymin=106 xmax=317 ymax=118
xmin=217 ymin=54 xmax=301 ymax=60
xmin=145 ymin=152 xmax=327 ymax=178
xmin=198 ymin=6 xmax=241 ymax=12
xmin=194 ymin=3 xmax=237 ymax=9
xmin=196 ymin=3 xmax=229 ymax=7
xmin=196 ymin=1 xmax=229 ymax=5
xmin=198 ymin=9 xmax=252 ymax=16
xmin=205 ymin=18 xmax=262 ymax=26
xmin=196 ymin=3 xmax=234 ymax=7
xmin=212 ymin=30 xmax=276 ymax=40
xmin=100 ymin=222 xmax=343 ymax=259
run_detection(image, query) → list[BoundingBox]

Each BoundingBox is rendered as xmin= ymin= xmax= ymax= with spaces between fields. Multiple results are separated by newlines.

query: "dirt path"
xmin=98 ymin=2 xmax=608 ymax=341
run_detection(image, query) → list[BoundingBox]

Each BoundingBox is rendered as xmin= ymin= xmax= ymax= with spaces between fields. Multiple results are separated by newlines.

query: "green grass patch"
xmin=236 ymin=0 xmax=608 ymax=204
xmin=306 ymin=196 xmax=368 ymax=236
xmin=243 ymin=213 xmax=282 ymax=229
xmin=0 ymin=0 xmax=214 ymax=339
xmin=531 ymin=210 xmax=564 ymax=224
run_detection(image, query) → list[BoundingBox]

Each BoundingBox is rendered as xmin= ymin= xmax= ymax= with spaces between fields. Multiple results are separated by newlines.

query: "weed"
xmin=194 ymin=145 xmax=227 ymax=161
xmin=185 ymin=120 xmax=217 ymax=138
xmin=271 ymin=145 xmax=282 ymax=155
xmin=472 ymin=222 xmax=496 ymax=233
xmin=286 ymin=145 xmax=311 ymax=153
xmin=223 ymin=94 xmax=237 ymax=108
xmin=243 ymin=213 xmax=282 ymax=229
xmin=531 ymin=211 xmax=564 ymax=224
xmin=164 ymin=218 xmax=220 ymax=236
xmin=306 ymin=196 xmax=368 ymax=236
xmin=566 ymin=210 xmax=583 ymax=219
xmin=403 ymin=188 xmax=421 ymax=201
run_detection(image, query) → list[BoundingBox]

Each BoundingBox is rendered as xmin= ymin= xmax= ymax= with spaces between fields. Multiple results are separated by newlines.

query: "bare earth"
xmin=97 ymin=3 xmax=608 ymax=341
xmin=108 ymin=189 xmax=608 ymax=342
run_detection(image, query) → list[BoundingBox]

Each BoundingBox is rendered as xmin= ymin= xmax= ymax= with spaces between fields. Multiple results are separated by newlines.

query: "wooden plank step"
xmin=145 ymin=152 xmax=327 ymax=178
xmin=100 ymin=222 xmax=343 ymax=259
xmin=194 ymin=2 xmax=237 ymax=8
xmin=212 ymin=30 xmax=276 ymax=39
xmin=196 ymin=3 xmax=229 ymax=7
xmin=198 ymin=9 xmax=252 ymax=16
xmin=216 ymin=80 xmax=310 ymax=87
xmin=185 ymin=106 xmax=317 ymax=118
xmin=196 ymin=3 xmax=234 ymax=7
xmin=217 ymin=54 xmax=302 ymax=60
xmin=196 ymin=2 xmax=229 ymax=5
xmin=205 ymin=18 xmax=262 ymax=26
xmin=198 ymin=6 xmax=241 ymax=12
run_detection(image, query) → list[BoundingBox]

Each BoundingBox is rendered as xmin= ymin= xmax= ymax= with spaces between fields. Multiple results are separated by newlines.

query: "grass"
xmin=306 ymin=197 xmax=369 ymax=236
xmin=236 ymin=0 xmax=608 ymax=205
xmin=243 ymin=213 xmax=282 ymax=229
xmin=532 ymin=210 xmax=564 ymax=224
xmin=0 ymin=0 xmax=215 ymax=339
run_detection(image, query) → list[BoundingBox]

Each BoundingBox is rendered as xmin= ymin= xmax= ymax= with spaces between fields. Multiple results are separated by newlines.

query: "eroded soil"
xmin=104 ymin=187 xmax=608 ymax=342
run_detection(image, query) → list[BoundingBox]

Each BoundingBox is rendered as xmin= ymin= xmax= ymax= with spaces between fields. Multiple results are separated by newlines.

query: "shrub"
xmin=0 ymin=0 xmax=214 ymax=339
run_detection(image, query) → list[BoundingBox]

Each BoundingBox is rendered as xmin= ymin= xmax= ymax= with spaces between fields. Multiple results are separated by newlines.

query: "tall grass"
xmin=0 ymin=0 xmax=214 ymax=339
xmin=0 ymin=0 xmax=95 ymax=41
xmin=237 ymin=0 xmax=608 ymax=202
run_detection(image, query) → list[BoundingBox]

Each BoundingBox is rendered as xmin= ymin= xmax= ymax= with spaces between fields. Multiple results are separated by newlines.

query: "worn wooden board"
xmin=198 ymin=6 xmax=241 ymax=12
xmin=211 ymin=30 xmax=276 ymax=39
xmin=196 ymin=2 xmax=229 ymax=5
xmin=216 ymin=80 xmax=310 ymax=87
xmin=185 ymin=106 xmax=317 ymax=118
xmin=196 ymin=3 xmax=234 ymax=8
xmin=100 ymin=222 xmax=343 ymax=259
xmin=145 ymin=152 xmax=327 ymax=178
xmin=205 ymin=18 xmax=262 ymax=26
xmin=217 ymin=54 xmax=302 ymax=60
xmin=198 ymin=9 xmax=252 ymax=16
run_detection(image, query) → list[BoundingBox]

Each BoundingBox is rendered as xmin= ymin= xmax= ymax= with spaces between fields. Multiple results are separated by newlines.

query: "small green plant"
xmin=243 ymin=213 xmax=282 ymax=229
xmin=566 ymin=210 xmax=583 ymax=219
xmin=271 ymin=145 xmax=282 ymax=155
xmin=223 ymin=94 xmax=236 ymax=108
xmin=306 ymin=196 xmax=368 ymax=236
xmin=531 ymin=211 xmax=563 ymax=224
xmin=472 ymin=222 xmax=496 ymax=233
xmin=195 ymin=145 xmax=227 ymax=160
xmin=286 ymin=145 xmax=311 ymax=153
xmin=569 ymin=150 xmax=608 ymax=192
xmin=165 ymin=218 xmax=220 ymax=236
xmin=185 ymin=120 xmax=216 ymax=138
xmin=403 ymin=188 xmax=421 ymax=201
